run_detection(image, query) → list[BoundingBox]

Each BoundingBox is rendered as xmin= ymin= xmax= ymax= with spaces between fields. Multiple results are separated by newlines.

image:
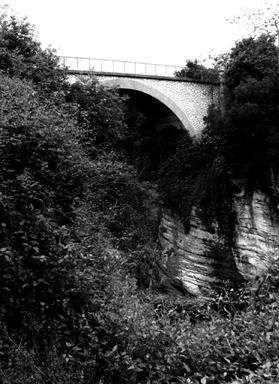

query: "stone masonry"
xmin=96 ymin=74 xmax=219 ymax=135
xmin=68 ymin=71 xmax=220 ymax=136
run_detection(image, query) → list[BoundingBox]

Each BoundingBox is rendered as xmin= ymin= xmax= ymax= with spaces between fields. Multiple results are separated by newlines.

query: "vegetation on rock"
xmin=159 ymin=32 xmax=279 ymax=232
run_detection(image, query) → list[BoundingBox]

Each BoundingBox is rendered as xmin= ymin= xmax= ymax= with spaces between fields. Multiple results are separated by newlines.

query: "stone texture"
xmin=70 ymin=73 xmax=220 ymax=135
xmin=97 ymin=75 xmax=219 ymax=135
xmin=233 ymin=190 xmax=279 ymax=279
xmin=159 ymin=188 xmax=279 ymax=296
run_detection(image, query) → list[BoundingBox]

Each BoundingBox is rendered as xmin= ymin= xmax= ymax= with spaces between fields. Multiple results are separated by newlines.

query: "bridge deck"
xmin=68 ymin=69 xmax=219 ymax=85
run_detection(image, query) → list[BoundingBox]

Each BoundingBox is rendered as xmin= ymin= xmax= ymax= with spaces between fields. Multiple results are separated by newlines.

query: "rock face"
xmin=159 ymin=188 xmax=279 ymax=296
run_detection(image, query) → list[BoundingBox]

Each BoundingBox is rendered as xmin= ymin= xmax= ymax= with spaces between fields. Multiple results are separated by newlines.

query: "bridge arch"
xmin=100 ymin=78 xmax=195 ymax=135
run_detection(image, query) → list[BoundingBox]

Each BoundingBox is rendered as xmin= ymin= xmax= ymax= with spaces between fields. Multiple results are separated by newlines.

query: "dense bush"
xmin=66 ymin=78 xmax=128 ymax=155
xmin=0 ymin=72 xmax=92 ymax=350
xmin=0 ymin=8 xmax=162 ymax=383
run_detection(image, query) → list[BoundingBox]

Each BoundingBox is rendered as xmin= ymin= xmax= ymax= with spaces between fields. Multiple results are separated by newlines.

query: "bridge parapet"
xmin=60 ymin=56 xmax=186 ymax=77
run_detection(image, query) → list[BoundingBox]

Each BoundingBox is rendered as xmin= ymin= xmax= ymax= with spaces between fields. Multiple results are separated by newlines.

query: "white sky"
xmin=1 ymin=0 xmax=271 ymax=66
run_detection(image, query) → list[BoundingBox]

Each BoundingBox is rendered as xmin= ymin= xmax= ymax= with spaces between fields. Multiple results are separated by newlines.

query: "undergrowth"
xmin=1 ymin=262 xmax=279 ymax=384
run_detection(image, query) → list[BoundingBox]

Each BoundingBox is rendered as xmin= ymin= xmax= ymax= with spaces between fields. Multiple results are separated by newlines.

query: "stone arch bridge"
xmin=65 ymin=57 xmax=220 ymax=136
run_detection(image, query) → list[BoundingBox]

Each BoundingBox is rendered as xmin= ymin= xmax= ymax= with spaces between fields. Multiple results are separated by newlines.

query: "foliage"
xmin=157 ymin=126 xmax=232 ymax=231
xmin=159 ymin=33 xmax=279 ymax=230
xmin=121 ymin=105 xmax=187 ymax=181
xmin=0 ymin=5 xmax=67 ymax=95
xmin=2 ymin=265 xmax=279 ymax=384
xmin=82 ymin=151 xmax=160 ymax=255
xmin=223 ymin=34 xmax=278 ymax=91
xmin=209 ymin=36 xmax=279 ymax=184
xmin=0 ymin=11 xmax=163 ymax=383
xmin=66 ymin=77 xmax=128 ymax=155
xmin=175 ymin=59 xmax=219 ymax=82
xmin=0 ymin=72 xmax=92 ymax=348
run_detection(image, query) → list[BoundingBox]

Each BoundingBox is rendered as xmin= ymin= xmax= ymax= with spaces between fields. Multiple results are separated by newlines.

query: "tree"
xmin=224 ymin=34 xmax=278 ymax=91
xmin=0 ymin=4 xmax=67 ymax=94
xmin=175 ymin=59 xmax=219 ymax=81
xmin=229 ymin=1 xmax=279 ymax=64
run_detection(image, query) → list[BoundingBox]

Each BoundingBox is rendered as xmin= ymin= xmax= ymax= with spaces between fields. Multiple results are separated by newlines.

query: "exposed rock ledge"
xmin=158 ymin=190 xmax=279 ymax=297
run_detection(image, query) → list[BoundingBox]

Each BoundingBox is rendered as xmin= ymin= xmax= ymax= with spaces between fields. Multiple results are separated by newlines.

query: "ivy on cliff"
xmin=157 ymin=125 xmax=233 ymax=233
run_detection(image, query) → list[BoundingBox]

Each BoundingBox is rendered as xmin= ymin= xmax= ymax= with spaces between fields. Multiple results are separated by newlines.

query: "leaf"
xmin=183 ymin=362 xmax=191 ymax=372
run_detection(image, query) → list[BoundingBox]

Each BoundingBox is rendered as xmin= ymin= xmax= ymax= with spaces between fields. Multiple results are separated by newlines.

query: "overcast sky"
xmin=2 ymin=0 xmax=269 ymax=66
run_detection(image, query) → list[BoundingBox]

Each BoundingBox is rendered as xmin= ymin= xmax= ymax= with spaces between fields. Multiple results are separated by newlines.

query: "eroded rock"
xmin=159 ymin=188 xmax=279 ymax=296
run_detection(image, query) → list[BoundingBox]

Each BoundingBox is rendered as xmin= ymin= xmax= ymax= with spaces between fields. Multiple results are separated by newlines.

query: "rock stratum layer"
xmin=159 ymin=189 xmax=279 ymax=296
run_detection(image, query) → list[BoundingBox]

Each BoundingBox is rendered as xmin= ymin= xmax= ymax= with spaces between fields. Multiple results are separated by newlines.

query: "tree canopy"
xmin=0 ymin=4 xmax=67 ymax=94
xmin=223 ymin=34 xmax=278 ymax=91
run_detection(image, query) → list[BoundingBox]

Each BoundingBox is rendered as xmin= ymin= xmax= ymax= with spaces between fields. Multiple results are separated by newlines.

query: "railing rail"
xmin=59 ymin=56 xmax=186 ymax=77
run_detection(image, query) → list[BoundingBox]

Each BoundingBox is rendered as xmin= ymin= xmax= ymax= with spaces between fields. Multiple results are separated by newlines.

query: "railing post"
xmin=101 ymin=59 xmax=103 ymax=72
xmin=124 ymin=61 xmax=126 ymax=73
xmin=112 ymin=60 xmax=114 ymax=73
xmin=155 ymin=64 xmax=157 ymax=76
xmin=76 ymin=57 xmax=78 ymax=70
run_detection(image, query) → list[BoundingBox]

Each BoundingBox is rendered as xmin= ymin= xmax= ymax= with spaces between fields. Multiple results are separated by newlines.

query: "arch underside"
xmin=101 ymin=78 xmax=195 ymax=135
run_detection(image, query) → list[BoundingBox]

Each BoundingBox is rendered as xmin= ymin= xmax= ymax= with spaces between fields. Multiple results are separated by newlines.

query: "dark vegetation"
xmin=160 ymin=33 xmax=279 ymax=232
xmin=1 ymin=5 xmax=279 ymax=383
xmin=174 ymin=59 xmax=219 ymax=82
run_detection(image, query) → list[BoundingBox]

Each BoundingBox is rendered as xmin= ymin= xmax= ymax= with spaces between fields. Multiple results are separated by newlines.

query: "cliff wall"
xmin=159 ymin=189 xmax=279 ymax=296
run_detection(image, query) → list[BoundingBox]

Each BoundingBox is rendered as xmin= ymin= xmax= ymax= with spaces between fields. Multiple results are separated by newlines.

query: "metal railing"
xmin=59 ymin=56 xmax=185 ymax=77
